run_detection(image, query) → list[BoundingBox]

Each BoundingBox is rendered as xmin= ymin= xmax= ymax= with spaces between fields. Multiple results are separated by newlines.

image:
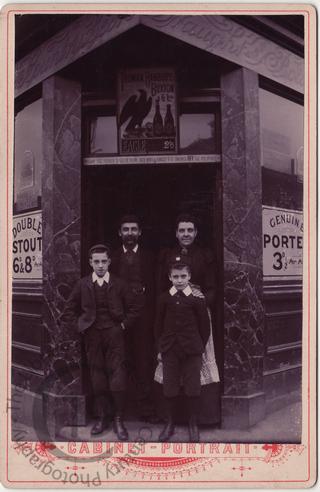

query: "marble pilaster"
xmin=42 ymin=75 xmax=85 ymax=438
xmin=221 ymin=67 xmax=265 ymax=428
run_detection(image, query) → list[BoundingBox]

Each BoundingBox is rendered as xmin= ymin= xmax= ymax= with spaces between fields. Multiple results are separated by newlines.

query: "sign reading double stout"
xmin=12 ymin=210 xmax=42 ymax=280
xmin=118 ymin=68 xmax=177 ymax=155
xmin=263 ymin=206 xmax=303 ymax=278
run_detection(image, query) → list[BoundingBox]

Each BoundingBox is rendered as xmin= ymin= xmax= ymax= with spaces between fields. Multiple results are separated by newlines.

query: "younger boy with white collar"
xmin=154 ymin=261 xmax=210 ymax=442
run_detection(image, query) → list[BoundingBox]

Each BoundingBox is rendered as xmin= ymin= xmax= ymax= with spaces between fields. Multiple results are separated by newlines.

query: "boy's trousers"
xmin=83 ymin=324 xmax=126 ymax=416
xmin=162 ymin=342 xmax=202 ymax=398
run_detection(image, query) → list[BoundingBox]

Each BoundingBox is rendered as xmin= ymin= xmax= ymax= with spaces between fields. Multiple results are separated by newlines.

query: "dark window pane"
xmin=262 ymin=168 xmax=303 ymax=211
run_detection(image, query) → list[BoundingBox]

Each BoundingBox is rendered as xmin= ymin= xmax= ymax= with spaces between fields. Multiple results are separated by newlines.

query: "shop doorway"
xmin=82 ymin=163 xmax=219 ymax=255
xmin=82 ymin=162 xmax=223 ymax=423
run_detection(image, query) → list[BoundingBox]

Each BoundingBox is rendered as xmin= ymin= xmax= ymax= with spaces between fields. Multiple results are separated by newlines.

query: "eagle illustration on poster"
xmin=119 ymin=89 xmax=152 ymax=133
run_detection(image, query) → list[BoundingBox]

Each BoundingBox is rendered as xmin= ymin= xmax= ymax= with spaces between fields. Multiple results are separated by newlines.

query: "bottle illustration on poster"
xmin=153 ymin=97 xmax=164 ymax=136
xmin=164 ymin=103 xmax=175 ymax=136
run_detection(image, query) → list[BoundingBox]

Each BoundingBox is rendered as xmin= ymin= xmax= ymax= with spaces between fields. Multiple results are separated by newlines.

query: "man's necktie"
xmin=126 ymin=249 xmax=135 ymax=265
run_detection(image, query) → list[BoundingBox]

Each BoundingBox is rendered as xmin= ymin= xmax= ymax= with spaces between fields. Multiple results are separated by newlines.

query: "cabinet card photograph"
xmin=0 ymin=2 xmax=317 ymax=488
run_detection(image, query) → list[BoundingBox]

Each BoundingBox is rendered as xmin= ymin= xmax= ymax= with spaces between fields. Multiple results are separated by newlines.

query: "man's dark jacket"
xmin=110 ymin=247 xmax=155 ymax=305
xmin=154 ymin=291 xmax=210 ymax=355
xmin=62 ymin=274 xmax=140 ymax=333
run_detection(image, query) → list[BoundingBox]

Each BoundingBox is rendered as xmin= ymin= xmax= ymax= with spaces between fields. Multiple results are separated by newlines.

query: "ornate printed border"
xmin=12 ymin=441 xmax=306 ymax=482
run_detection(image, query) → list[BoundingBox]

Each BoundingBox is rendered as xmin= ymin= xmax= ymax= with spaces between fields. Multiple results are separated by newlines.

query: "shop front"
xmin=12 ymin=13 xmax=304 ymax=438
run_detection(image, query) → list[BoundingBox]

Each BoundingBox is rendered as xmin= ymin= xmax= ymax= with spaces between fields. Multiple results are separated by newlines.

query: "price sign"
xmin=262 ymin=206 xmax=303 ymax=278
xmin=12 ymin=211 xmax=42 ymax=280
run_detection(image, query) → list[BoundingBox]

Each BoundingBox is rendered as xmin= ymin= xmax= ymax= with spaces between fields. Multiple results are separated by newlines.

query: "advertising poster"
xmin=12 ymin=211 xmax=42 ymax=280
xmin=262 ymin=206 xmax=303 ymax=278
xmin=118 ymin=68 xmax=177 ymax=155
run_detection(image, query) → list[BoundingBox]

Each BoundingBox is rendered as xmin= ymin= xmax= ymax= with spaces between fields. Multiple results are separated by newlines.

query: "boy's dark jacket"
xmin=62 ymin=274 xmax=140 ymax=333
xmin=154 ymin=290 xmax=210 ymax=354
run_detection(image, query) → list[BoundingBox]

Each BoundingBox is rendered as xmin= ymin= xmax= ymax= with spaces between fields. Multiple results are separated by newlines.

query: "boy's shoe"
xmin=91 ymin=418 xmax=108 ymax=435
xmin=113 ymin=415 xmax=129 ymax=441
xmin=188 ymin=416 xmax=199 ymax=442
xmin=159 ymin=420 xmax=175 ymax=442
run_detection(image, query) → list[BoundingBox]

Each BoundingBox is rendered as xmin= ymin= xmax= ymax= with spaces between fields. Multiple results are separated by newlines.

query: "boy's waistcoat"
xmin=64 ymin=274 xmax=127 ymax=333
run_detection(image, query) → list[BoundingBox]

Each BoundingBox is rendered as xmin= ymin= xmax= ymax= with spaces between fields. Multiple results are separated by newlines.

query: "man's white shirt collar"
xmin=169 ymin=285 xmax=192 ymax=297
xmin=123 ymin=244 xmax=139 ymax=253
xmin=92 ymin=271 xmax=110 ymax=287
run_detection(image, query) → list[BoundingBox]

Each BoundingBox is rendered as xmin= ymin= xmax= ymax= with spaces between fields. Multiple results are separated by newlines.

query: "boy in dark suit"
xmin=62 ymin=244 xmax=140 ymax=439
xmin=154 ymin=261 xmax=210 ymax=442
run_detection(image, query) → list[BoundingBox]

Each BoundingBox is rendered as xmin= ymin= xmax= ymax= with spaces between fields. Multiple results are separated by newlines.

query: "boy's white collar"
xmin=169 ymin=285 xmax=192 ymax=297
xmin=92 ymin=271 xmax=110 ymax=286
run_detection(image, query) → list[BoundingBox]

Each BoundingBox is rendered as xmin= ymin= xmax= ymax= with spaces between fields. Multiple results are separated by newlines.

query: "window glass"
xmin=262 ymin=167 xmax=303 ymax=211
xmin=89 ymin=116 xmax=117 ymax=154
xmin=260 ymin=89 xmax=303 ymax=211
xmin=84 ymin=98 xmax=221 ymax=157
xmin=14 ymin=98 xmax=42 ymax=211
xmin=179 ymin=113 xmax=217 ymax=154
xmin=260 ymin=89 xmax=304 ymax=176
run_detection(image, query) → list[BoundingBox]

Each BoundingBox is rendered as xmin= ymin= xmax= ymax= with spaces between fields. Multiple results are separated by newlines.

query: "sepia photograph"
xmin=11 ymin=9 xmax=304 ymax=443
xmin=2 ymin=3 xmax=316 ymax=488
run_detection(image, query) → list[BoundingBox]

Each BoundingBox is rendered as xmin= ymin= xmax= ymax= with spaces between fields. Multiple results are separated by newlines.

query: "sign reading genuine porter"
xmin=12 ymin=211 xmax=42 ymax=280
xmin=263 ymin=206 xmax=303 ymax=277
xmin=118 ymin=68 xmax=177 ymax=155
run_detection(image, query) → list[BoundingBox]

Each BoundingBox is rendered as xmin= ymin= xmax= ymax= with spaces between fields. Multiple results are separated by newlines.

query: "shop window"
xmin=83 ymin=94 xmax=221 ymax=158
xmin=179 ymin=113 xmax=216 ymax=154
xmin=88 ymin=115 xmax=118 ymax=155
xmin=14 ymin=98 xmax=42 ymax=213
xmin=179 ymin=100 xmax=220 ymax=154
xmin=260 ymin=88 xmax=303 ymax=211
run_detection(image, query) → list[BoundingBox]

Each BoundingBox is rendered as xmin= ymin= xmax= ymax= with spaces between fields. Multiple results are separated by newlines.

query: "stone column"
xmin=221 ymin=67 xmax=265 ymax=428
xmin=41 ymin=75 xmax=85 ymax=438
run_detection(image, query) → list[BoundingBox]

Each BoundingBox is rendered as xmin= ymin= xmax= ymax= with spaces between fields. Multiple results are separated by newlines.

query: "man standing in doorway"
xmin=111 ymin=215 xmax=158 ymax=423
